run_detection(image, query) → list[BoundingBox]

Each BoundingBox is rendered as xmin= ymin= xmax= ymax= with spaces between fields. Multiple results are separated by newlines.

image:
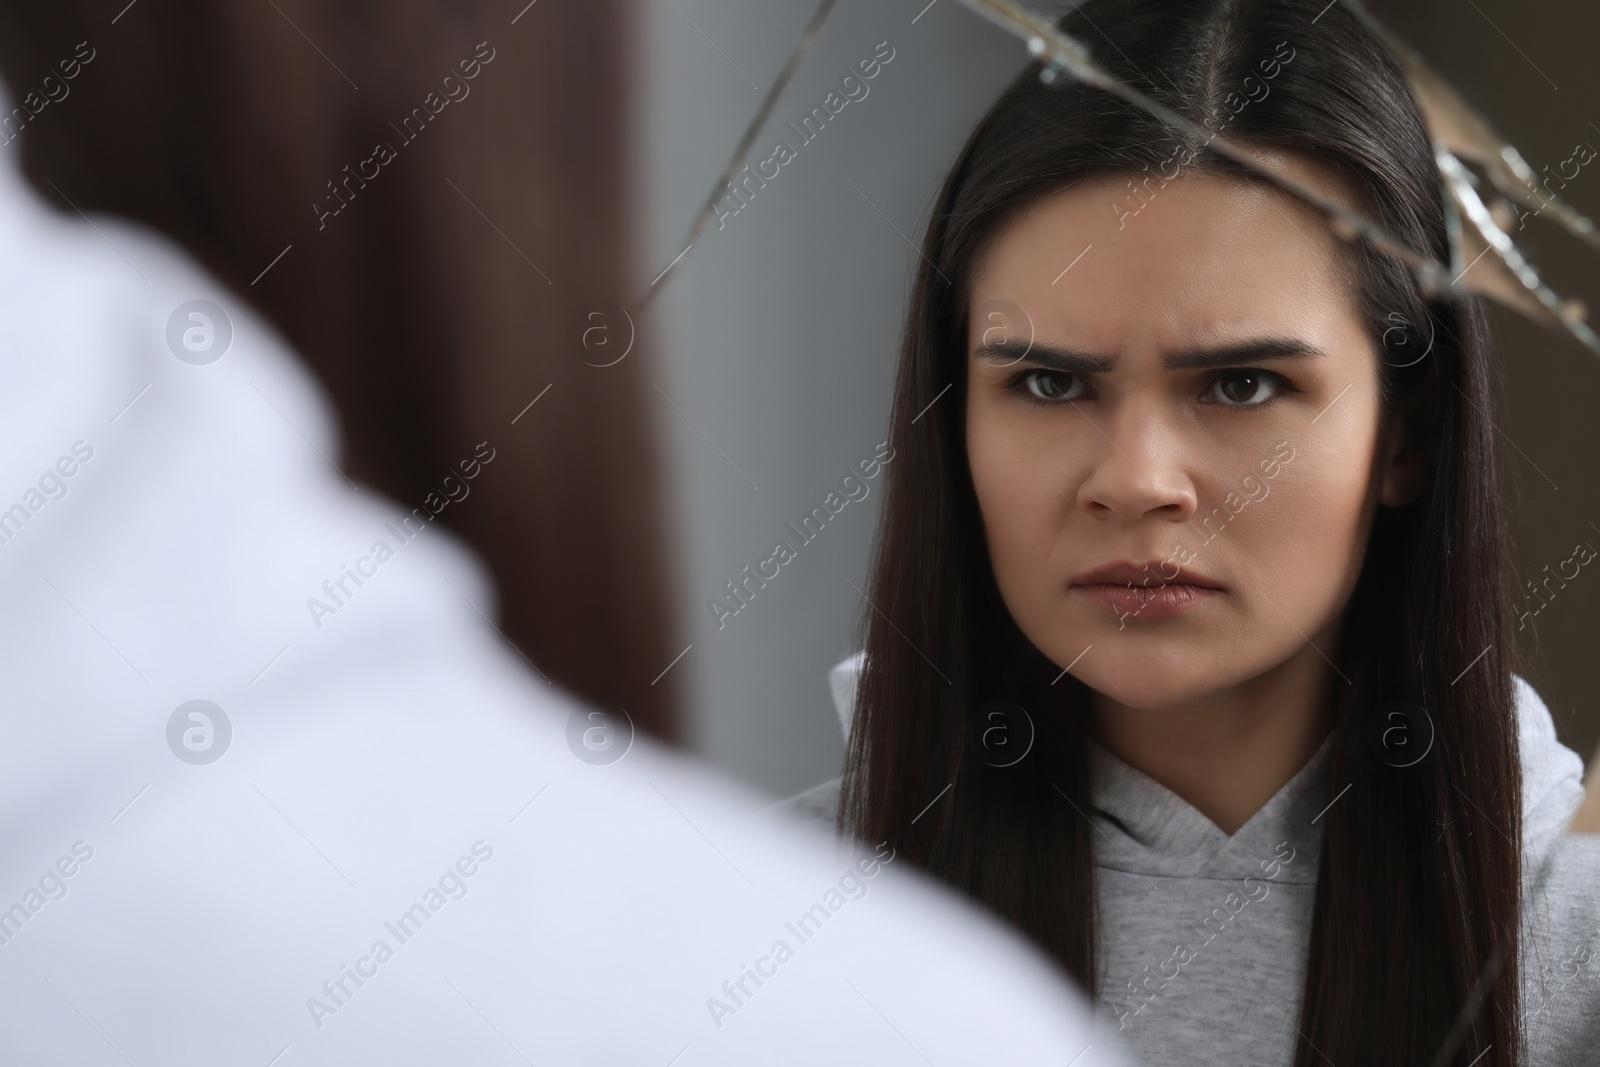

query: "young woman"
xmin=780 ymin=1 xmax=1600 ymax=1064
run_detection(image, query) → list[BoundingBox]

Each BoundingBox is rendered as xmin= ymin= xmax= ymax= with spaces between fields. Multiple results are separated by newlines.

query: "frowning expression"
xmin=964 ymin=156 xmax=1420 ymax=709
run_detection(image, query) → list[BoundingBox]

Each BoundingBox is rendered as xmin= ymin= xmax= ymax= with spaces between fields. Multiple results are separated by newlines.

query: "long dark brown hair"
xmin=838 ymin=1 xmax=1523 ymax=1064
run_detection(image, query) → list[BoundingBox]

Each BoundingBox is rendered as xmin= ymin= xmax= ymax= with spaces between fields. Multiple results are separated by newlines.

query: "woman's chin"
xmin=1062 ymin=653 xmax=1223 ymax=712
xmin=1083 ymin=683 xmax=1198 ymax=712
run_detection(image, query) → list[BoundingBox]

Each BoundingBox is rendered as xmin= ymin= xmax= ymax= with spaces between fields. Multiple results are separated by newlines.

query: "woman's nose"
xmin=1074 ymin=399 xmax=1199 ymax=523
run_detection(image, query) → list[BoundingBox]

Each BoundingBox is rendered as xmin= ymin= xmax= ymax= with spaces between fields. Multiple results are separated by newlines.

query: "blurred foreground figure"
xmin=0 ymin=86 xmax=1128 ymax=1065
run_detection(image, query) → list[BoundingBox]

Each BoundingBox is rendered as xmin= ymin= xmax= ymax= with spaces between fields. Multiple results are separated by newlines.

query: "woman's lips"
xmin=1072 ymin=582 xmax=1220 ymax=620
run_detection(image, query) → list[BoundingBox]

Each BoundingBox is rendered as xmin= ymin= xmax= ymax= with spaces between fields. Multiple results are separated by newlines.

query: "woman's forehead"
xmin=966 ymin=161 xmax=1366 ymax=356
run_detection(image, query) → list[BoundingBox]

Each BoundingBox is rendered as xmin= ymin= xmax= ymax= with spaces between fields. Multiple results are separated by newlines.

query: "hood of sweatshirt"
xmin=824 ymin=653 xmax=1587 ymax=879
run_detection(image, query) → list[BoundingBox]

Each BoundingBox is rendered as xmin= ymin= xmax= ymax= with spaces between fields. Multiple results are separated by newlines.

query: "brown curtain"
xmin=0 ymin=0 xmax=680 ymax=740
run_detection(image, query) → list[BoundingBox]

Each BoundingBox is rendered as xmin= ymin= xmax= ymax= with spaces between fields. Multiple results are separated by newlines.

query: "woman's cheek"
xmin=979 ymin=468 xmax=1051 ymax=581
xmin=1250 ymin=460 xmax=1360 ymax=626
xmin=973 ymin=464 xmax=1066 ymax=628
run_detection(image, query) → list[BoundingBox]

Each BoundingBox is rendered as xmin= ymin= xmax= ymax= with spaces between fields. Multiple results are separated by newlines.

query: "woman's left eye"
xmin=1206 ymin=369 xmax=1286 ymax=407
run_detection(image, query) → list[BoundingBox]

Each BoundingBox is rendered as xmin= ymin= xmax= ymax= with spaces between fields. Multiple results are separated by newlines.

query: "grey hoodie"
xmin=780 ymin=653 xmax=1600 ymax=1066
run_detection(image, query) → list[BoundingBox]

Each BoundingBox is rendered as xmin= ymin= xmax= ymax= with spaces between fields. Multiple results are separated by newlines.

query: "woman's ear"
xmin=1377 ymin=378 xmax=1435 ymax=507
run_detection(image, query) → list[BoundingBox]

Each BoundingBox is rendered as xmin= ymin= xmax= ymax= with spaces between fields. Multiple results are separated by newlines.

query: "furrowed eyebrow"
xmin=971 ymin=337 xmax=1327 ymax=372
xmin=972 ymin=340 xmax=1112 ymax=374
xmin=1164 ymin=337 xmax=1329 ymax=369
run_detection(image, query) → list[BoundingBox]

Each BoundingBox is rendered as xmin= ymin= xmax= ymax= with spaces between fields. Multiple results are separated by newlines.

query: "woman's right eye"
xmin=1008 ymin=369 xmax=1086 ymax=404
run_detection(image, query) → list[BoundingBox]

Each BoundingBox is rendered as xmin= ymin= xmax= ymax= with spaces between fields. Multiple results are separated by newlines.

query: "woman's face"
xmin=964 ymin=155 xmax=1422 ymax=710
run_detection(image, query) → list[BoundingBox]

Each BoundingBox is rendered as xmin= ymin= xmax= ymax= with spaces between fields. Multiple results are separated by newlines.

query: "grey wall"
xmin=634 ymin=0 xmax=1024 ymax=797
